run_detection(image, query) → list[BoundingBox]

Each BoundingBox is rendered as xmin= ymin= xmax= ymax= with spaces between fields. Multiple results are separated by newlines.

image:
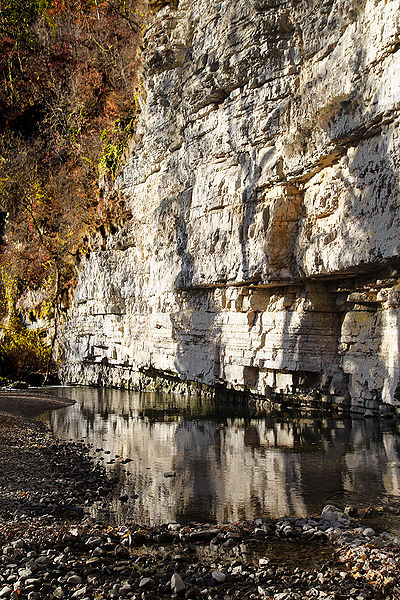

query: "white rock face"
xmin=60 ymin=0 xmax=400 ymax=414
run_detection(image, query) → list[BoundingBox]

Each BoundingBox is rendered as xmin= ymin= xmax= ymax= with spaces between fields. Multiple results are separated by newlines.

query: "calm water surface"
xmin=40 ymin=387 xmax=400 ymax=527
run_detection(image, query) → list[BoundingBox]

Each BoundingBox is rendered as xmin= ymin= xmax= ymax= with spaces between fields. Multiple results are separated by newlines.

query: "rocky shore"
xmin=0 ymin=398 xmax=399 ymax=600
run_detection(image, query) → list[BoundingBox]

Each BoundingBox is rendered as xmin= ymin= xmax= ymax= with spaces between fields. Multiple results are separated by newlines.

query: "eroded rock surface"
xmin=60 ymin=0 xmax=400 ymax=414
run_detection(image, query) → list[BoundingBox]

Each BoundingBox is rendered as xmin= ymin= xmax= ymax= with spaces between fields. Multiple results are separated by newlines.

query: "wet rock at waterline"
xmin=44 ymin=387 xmax=400 ymax=527
xmin=320 ymin=505 xmax=352 ymax=528
xmin=0 ymin=414 xmax=116 ymax=521
xmin=0 ymin=414 xmax=400 ymax=600
xmin=0 ymin=514 xmax=399 ymax=600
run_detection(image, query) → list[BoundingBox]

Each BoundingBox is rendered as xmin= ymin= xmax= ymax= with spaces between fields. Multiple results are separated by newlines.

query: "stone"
xmin=392 ymin=536 xmax=400 ymax=545
xmin=86 ymin=536 xmax=103 ymax=547
xmin=71 ymin=587 xmax=87 ymax=598
xmin=24 ymin=561 xmax=37 ymax=574
xmin=0 ymin=588 xmax=12 ymax=598
xmin=211 ymin=571 xmax=226 ymax=583
xmin=119 ymin=583 xmax=132 ymax=597
xmin=363 ymin=528 xmax=376 ymax=537
xmin=139 ymin=578 xmax=152 ymax=588
xmin=190 ymin=530 xmax=215 ymax=541
xmin=67 ymin=575 xmax=82 ymax=585
xmin=254 ymin=528 xmax=268 ymax=537
xmin=35 ymin=557 xmax=50 ymax=566
xmin=18 ymin=569 xmax=33 ymax=579
xmin=171 ymin=573 xmax=185 ymax=593
xmin=320 ymin=505 xmax=350 ymax=527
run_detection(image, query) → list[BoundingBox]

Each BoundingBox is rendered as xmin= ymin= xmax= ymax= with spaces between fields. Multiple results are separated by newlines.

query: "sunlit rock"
xmin=60 ymin=0 xmax=400 ymax=415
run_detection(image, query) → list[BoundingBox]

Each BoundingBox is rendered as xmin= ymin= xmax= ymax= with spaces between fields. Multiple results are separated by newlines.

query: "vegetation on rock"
xmin=0 ymin=0 xmax=148 ymax=379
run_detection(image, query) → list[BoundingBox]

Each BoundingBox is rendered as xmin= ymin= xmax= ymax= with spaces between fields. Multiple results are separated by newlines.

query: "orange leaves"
xmin=339 ymin=545 xmax=400 ymax=597
xmin=47 ymin=0 xmax=65 ymax=16
xmin=0 ymin=0 xmax=148 ymax=321
xmin=104 ymin=96 xmax=118 ymax=119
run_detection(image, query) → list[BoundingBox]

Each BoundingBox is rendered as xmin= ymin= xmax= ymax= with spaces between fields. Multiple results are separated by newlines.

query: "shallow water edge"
xmin=32 ymin=386 xmax=400 ymax=532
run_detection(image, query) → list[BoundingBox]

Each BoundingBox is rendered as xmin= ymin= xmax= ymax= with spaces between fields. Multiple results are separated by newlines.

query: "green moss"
xmin=99 ymin=117 xmax=136 ymax=179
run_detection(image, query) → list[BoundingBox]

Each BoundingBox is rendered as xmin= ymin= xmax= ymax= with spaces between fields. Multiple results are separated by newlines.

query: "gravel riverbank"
xmin=0 ymin=390 xmax=75 ymax=418
xmin=0 ymin=395 xmax=399 ymax=600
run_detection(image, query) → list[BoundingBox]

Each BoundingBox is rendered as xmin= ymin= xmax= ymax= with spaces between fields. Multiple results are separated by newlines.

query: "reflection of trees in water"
xmin=47 ymin=387 xmax=400 ymax=524
xmin=344 ymin=419 xmax=400 ymax=499
xmin=173 ymin=420 xmax=220 ymax=523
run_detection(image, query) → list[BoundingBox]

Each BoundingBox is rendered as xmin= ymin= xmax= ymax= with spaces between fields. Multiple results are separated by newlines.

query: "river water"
xmin=40 ymin=386 xmax=400 ymax=528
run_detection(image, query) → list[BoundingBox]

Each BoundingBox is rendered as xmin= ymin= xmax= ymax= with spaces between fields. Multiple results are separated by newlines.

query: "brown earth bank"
xmin=0 ymin=390 xmax=75 ymax=418
xmin=0 ymin=396 xmax=399 ymax=600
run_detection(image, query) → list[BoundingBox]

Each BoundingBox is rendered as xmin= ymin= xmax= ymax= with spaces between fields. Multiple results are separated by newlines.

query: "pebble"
xmin=67 ymin=575 xmax=83 ymax=585
xmin=86 ymin=535 xmax=103 ymax=547
xmin=0 ymin=520 xmax=396 ymax=600
xmin=119 ymin=583 xmax=132 ymax=596
xmin=71 ymin=587 xmax=87 ymax=598
xmin=211 ymin=571 xmax=226 ymax=583
xmin=0 ymin=416 xmax=398 ymax=600
xmin=171 ymin=573 xmax=186 ymax=593
xmin=320 ymin=505 xmax=351 ymax=526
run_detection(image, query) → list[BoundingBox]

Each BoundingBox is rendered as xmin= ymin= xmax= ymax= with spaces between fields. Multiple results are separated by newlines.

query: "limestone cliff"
xmin=60 ymin=0 xmax=400 ymax=415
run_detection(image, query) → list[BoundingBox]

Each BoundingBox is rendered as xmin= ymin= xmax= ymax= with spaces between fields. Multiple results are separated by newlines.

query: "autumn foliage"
xmin=0 ymin=0 xmax=148 ymax=378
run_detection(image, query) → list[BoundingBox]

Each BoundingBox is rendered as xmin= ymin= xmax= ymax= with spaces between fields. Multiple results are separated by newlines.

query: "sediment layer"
xmin=60 ymin=0 xmax=400 ymax=414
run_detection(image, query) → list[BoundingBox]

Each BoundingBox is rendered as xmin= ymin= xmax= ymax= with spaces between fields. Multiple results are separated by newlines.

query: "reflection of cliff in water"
xmin=44 ymin=387 xmax=400 ymax=526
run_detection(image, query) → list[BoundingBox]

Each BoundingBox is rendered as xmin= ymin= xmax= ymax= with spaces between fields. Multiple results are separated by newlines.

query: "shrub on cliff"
xmin=0 ymin=319 xmax=54 ymax=382
xmin=0 ymin=0 xmax=148 ymax=377
xmin=0 ymin=264 xmax=55 ymax=381
xmin=0 ymin=0 xmax=147 ymax=281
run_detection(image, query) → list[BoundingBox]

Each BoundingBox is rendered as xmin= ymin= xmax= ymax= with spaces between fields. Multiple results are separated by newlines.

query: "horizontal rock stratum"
xmin=60 ymin=0 xmax=400 ymax=414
